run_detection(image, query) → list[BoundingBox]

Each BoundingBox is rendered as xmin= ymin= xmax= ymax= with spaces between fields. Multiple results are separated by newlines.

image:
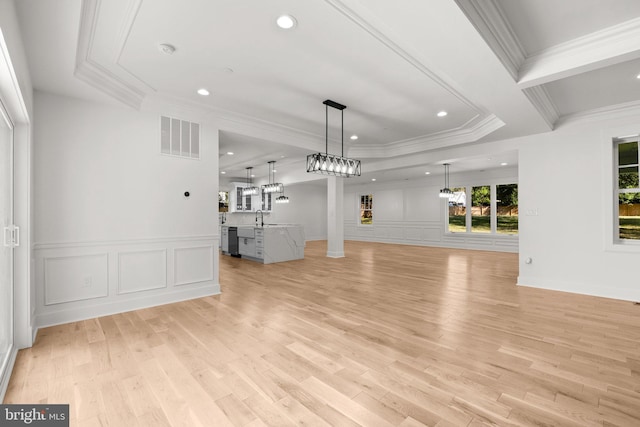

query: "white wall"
xmin=518 ymin=110 xmax=640 ymax=302
xmin=0 ymin=0 xmax=34 ymax=401
xmin=221 ymin=181 xmax=328 ymax=241
xmin=344 ymin=168 xmax=519 ymax=253
xmin=33 ymin=91 xmax=220 ymax=327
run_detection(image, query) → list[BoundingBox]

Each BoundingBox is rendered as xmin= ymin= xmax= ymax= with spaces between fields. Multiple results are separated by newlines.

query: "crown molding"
xmin=114 ymin=0 xmax=156 ymax=92
xmin=557 ymin=99 xmax=640 ymax=128
xmin=75 ymin=0 xmax=146 ymax=109
xmin=518 ymin=17 xmax=640 ymax=88
xmin=522 ymin=86 xmax=558 ymax=129
xmin=454 ymin=0 xmax=525 ymax=80
xmin=349 ymin=114 xmax=505 ymax=158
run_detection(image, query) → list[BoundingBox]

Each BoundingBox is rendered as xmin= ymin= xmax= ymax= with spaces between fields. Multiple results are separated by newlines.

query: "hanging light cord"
xmin=325 ymin=103 xmax=329 ymax=156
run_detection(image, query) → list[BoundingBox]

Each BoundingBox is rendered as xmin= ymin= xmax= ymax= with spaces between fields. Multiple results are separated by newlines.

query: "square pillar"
xmin=327 ymin=175 xmax=344 ymax=258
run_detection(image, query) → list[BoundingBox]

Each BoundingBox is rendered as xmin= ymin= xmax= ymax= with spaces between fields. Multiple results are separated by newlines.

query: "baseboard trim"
xmin=36 ymin=282 xmax=220 ymax=329
xmin=517 ymin=275 xmax=640 ymax=302
xmin=0 ymin=347 xmax=18 ymax=402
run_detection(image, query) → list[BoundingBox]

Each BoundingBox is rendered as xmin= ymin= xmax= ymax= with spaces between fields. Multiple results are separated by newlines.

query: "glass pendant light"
xmin=306 ymin=99 xmax=361 ymax=177
xmin=261 ymin=161 xmax=284 ymax=193
xmin=242 ymin=167 xmax=259 ymax=196
xmin=276 ymin=186 xmax=289 ymax=204
xmin=439 ymin=163 xmax=454 ymax=199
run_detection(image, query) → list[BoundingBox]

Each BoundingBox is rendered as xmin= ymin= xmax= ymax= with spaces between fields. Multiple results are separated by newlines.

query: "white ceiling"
xmin=14 ymin=0 xmax=640 ymax=185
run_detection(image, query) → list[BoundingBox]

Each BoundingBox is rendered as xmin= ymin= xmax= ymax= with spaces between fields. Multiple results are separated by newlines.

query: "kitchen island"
xmin=221 ymin=224 xmax=305 ymax=264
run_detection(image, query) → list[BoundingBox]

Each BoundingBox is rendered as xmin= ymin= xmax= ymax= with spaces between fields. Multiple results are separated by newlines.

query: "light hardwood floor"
xmin=4 ymin=240 xmax=640 ymax=426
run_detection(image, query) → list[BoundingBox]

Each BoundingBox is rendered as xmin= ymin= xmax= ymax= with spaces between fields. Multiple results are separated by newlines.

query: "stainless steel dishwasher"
xmin=228 ymin=227 xmax=240 ymax=257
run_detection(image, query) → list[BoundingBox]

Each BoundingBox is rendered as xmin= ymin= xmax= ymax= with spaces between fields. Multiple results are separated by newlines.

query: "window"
xmin=448 ymin=187 xmax=466 ymax=232
xmin=616 ymin=138 xmax=640 ymax=240
xmin=497 ymin=184 xmax=518 ymax=234
xmin=471 ymin=185 xmax=491 ymax=233
xmin=445 ymin=183 xmax=518 ymax=235
xmin=360 ymin=194 xmax=373 ymax=225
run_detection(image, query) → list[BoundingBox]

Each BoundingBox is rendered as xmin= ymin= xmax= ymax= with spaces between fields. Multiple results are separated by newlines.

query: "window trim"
xmin=610 ymin=135 xmax=640 ymax=248
xmin=603 ymin=127 xmax=640 ymax=252
xmin=358 ymin=193 xmax=373 ymax=226
xmin=444 ymin=182 xmax=518 ymax=236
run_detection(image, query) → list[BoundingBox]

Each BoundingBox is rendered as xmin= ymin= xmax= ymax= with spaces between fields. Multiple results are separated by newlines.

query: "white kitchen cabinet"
xmin=221 ymin=226 xmax=229 ymax=252
xmin=229 ymin=182 xmax=269 ymax=212
xmin=238 ymin=236 xmax=256 ymax=257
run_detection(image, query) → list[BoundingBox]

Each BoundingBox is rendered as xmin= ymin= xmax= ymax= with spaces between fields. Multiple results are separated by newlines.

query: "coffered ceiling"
xmin=14 ymin=0 xmax=640 ymax=185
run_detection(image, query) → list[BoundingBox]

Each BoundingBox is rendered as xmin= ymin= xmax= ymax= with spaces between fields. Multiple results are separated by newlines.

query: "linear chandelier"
xmin=242 ymin=167 xmax=259 ymax=196
xmin=306 ymin=99 xmax=361 ymax=177
xmin=439 ymin=163 xmax=453 ymax=199
xmin=262 ymin=161 xmax=283 ymax=193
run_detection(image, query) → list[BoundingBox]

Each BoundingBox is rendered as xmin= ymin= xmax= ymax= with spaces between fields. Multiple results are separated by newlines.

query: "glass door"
xmin=0 ymin=99 xmax=14 ymax=381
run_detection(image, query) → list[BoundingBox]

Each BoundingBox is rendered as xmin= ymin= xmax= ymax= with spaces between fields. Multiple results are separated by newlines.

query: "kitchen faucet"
xmin=255 ymin=210 xmax=264 ymax=227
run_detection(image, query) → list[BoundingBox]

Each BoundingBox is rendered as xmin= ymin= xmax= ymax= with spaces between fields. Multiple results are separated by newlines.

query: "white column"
xmin=326 ymin=175 xmax=344 ymax=258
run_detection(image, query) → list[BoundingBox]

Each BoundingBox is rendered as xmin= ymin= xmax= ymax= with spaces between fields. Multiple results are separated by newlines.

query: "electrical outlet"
xmin=525 ymin=208 xmax=539 ymax=216
xmin=82 ymin=276 xmax=92 ymax=288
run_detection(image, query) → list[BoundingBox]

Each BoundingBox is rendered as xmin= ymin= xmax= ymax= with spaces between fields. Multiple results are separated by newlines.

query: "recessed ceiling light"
xmin=220 ymin=171 xmax=226 ymax=174
xmin=425 ymin=172 xmax=431 ymax=175
xmin=437 ymin=111 xmax=448 ymax=117
xmin=371 ymin=178 xmax=376 ymax=182
xmin=251 ymin=174 xmax=255 ymax=178
xmin=197 ymin=88 xmax=210 ymax=96
xmin=636 ymin=73 xmax=640 ymax=79
xmin=158 ymin=43 xmax=176 ymax=55
xmin=500 ymin=162 xmax=508 ymax=166
xmin=226 ymin=151 xmax=234 ymax=155
xmin=350 ymin=135 xmax=358 ymax=140
xmin=276 ymin=14 xmax=297 ymax=29
xmin=273 ymin=169 xmax=277 ymax=173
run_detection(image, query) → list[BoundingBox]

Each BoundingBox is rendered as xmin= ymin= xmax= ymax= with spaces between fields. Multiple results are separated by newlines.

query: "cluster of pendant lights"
xmin=241 ymin=162 xmax=289 ymax=203
xmin=307 ymin=100 xmax=362 ymax=178
xmin=262 ymin=161 xmax=283 ymax=193
xmin=439 ymin=163 xmax=454 ymax=199
xmin=241 ymin=167 xmax=259 ymax=196
xmin=263 ymin=161 xmax=289 ymax=204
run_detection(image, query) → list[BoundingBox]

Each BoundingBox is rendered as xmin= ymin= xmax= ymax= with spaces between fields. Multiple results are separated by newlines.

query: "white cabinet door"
xmin=238 ymin=237 xmax=256 ymax=257
xmin=221 ymin=227 xmax=229 ymax=252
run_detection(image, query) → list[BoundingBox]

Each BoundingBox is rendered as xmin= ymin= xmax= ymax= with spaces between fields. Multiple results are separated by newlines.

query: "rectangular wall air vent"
xmin=160 ymin=116 xmax=200 ymax=159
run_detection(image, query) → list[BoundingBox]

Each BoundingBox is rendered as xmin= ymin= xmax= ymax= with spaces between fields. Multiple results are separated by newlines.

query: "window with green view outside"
xmin=471 ymin=185 xmax=491 ymax=233
xmin=360 ymin=194 xmax=373 ymax=225
xmin=448 ymin=187 xmax=466 ymax=232
xmin=446 ymin=184 xmax=518 ymax=234
xmin=617 ymin=139 xmax=640 ymax=240
xmin=497 ymin=184 xmax=518 ymax=234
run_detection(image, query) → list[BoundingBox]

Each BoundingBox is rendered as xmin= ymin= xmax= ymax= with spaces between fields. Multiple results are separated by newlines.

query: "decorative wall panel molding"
xmin=117 ymin=249 xmax=167 ymax=295
xmin=345 ymin=219 xmax=517 ymax=253
xmin=35 ymin=236 xmax=219 ymax=328
xmin=174 ymin=245 xmax=214 ymax=286
xmin=44 ymin=254 xmax=109 ymax=305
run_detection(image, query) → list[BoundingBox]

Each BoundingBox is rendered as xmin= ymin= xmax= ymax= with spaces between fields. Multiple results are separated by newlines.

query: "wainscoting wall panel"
xmin=34 ymin=236 xmax=219 ymax=328
xmin=174 ymin=245 xmax=215 ymax=286
xmin=345 ymin=219 xmax=518 ymax=253
xmin=118 ymin=249 xmax=167 ymax=294
xmin=44 ymin=254 xmax=109 ymax=305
